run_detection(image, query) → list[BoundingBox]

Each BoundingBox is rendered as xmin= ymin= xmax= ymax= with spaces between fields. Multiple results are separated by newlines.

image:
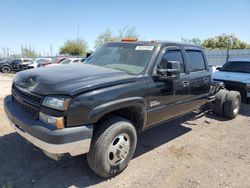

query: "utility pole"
xmin=226 ymin=37 xmax=232 ymax=62
xmin=50 ymin=44 xmax=53 ymax=57
xmin=6 ymin=48 xmax=9 ymax=58
xmin=21 ymin=44 xmax=23 ymax=57
xmin=77 ymin=24 xmax=80 ymax=45
xmin=3 ymin=48 xmax=5 ymax=58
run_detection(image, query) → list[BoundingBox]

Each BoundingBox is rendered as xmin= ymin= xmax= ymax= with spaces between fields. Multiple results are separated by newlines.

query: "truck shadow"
xmin=1 ymin=106 xmax=247 ymax=188
xmin=0 ymin=113 xmax=195 ymax=188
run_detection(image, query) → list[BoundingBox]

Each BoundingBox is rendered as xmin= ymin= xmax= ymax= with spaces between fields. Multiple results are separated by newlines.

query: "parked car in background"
xmin=37 ymin=57 xmax=66 ymax=68
xmin=28 ymin=58 xmax=52 ymax=69
xmin=209 ymin=65 xmax=221 ymax=74
xmin=0 ymin=58 xmax=33 ymax=73
xmin=47 ymin=57 xmax=86 ymax=66
xmin=0 ymin=58 xmax=13 ymax=73
xmin=212 ymin=58 xmax=250 ymax=103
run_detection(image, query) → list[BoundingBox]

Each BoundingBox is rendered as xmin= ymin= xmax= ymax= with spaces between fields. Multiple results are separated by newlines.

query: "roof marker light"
xmin=121 ymin=38 xmax=138 ymax=42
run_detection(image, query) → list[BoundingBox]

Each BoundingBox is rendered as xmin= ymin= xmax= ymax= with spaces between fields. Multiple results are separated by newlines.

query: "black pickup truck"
xmin=4 ymin=40 xmax=241 ymax=177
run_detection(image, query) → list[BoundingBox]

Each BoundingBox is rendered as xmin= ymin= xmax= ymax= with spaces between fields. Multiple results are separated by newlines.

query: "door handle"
xmin=182 ymin=81 xmax=189 ymax=87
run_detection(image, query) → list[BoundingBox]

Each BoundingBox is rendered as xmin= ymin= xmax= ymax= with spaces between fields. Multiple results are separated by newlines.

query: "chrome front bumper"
xmin=10 ymin=122 xmax=91 ymax=157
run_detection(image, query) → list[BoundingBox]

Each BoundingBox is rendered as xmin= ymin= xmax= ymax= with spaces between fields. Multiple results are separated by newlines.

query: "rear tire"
xmin=224 ymin=91 xmax=241 ymax=119
xmin=87 ymin=116 xmax=137 ymax=178
xmin=1 ymin=65 xmax=11 ymax=73
xmin=212 ymin=89 xmax=229 ymax=116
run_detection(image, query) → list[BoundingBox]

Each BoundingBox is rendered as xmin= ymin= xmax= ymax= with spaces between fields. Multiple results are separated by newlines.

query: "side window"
xmin=186 ymin=50 xmax=206 ymax=72
xmin=13 ymin=60 xmax=21 ymax=64
xmin=160 ymin=50 xmax=185 ymax=73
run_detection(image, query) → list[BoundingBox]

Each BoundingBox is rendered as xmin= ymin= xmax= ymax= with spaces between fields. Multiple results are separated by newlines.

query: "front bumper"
xmin=4 ymin=95 xmax=93 ymax=157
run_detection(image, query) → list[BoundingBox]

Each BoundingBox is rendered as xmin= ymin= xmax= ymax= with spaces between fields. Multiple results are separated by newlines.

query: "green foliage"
xmin=94 ymin=29 xmax=117 ymax=49
xmin=94 ymin=26 xmax=139 ymax=49
xmin=181 ymin=37 xmax=202 ymax=45
xmin=60 ymin=39 xmax=88 ymax=56
xmin=22 ymin=47 xmax=38 ymax=58
xmin=202 ymin=34 xmax=248 ymax=49
xmin=118 ymin=26 xmax=139 ymax=39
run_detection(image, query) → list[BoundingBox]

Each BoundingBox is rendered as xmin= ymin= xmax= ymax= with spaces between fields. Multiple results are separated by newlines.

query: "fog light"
xmin=39 ymin=112 xmax=64 ymax=129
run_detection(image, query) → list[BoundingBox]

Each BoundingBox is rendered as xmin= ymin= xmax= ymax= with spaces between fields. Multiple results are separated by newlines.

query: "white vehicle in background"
xmin=28 ymin=58 xmax=52 ymax=69
xmin=209 ymin=65 xmax=221 ymax=74
xmin=47 ymin=58 xmax=85 ymax=66
xmin=212 ymin=58 xmax=250 ymax=103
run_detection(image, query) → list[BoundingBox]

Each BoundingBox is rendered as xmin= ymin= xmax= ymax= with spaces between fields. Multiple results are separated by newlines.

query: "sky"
xmin=0 ymin=0 xmax=250 ymax=56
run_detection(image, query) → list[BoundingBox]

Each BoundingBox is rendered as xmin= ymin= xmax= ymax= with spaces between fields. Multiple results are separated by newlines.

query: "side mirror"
xmin=216 ymin=67 xmax=222 ymax=71
xmin=156 ymin=61 xmax=181 ymax=80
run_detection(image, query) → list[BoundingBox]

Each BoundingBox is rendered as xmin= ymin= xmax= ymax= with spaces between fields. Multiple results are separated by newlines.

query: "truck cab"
xmin=4 ymin=40 xmax=240 ymax=178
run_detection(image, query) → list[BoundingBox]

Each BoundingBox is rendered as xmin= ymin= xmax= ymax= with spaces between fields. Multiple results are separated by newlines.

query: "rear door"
xmin=184 ymin=48 xmax=211 ymax=107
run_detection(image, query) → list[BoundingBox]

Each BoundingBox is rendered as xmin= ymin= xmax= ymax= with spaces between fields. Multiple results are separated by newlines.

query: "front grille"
xmin=12 ymin=84 xmax=42 ymax=107
xmin=13 ymin=97 xmax=39 ymax=119
xmin=12 ymin=84 xmax=43 ymax=119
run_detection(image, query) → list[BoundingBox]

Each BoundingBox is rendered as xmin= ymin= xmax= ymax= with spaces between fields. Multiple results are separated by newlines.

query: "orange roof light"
xmin=121 ymin=38 xmax=138 ymax=42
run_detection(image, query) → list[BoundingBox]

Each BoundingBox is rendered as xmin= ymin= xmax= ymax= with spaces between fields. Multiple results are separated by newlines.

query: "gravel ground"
xmin=0 ymin=73 xmax=249 ymax=188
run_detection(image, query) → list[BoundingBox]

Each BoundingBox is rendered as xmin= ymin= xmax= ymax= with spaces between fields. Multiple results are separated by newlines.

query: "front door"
xmin=146 ymin=47 xmax=192 ymax=127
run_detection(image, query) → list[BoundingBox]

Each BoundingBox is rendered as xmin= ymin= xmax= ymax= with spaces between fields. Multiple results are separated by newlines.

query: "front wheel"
xmin=87 ymin=116 xmax=137 ymax=178
xmin=1 ymin=65 xmax=11 ymax=73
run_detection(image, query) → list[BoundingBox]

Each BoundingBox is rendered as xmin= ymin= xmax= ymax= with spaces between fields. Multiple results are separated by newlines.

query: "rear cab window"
xmin=185 ymin=50 xmax=206 ymax=72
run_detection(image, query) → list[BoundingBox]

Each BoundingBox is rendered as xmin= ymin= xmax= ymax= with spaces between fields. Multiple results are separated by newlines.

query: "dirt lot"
xmin=0 ymin=73 xmax=249 ymax=188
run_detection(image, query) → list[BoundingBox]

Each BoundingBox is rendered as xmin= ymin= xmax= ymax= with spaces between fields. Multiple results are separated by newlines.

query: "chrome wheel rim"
xmin=233 ymin=98 xmax=240 ymax=115
xmin=108 ymin=133 xmax=130 ymax=166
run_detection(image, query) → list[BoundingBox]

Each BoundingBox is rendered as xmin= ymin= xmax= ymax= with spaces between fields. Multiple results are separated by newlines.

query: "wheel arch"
xmin=88 ymin=97 xmax=147 ymax=133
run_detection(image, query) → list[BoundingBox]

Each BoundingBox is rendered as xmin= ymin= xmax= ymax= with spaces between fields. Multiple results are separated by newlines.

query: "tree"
xmin=94 ymin=26 xmax=139 ymax=49
xmin=21 ymin=47 xmax=38 ymax=58
xmin=60 ymin=39 xmax=88 ymax=56
xmin=181 ymin=37 xmax=202 ymax=45
xmin=118 ymin=26 xmax=139 ymax=39
xmin=94 ymin=29 xmax=117 ymax=49
xmin=202 ymin=34 xmax=249 ymax=49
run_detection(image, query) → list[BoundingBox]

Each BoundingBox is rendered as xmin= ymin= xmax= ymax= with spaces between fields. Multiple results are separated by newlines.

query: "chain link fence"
xmin=205 ymin=49 xmax=250 ymax=66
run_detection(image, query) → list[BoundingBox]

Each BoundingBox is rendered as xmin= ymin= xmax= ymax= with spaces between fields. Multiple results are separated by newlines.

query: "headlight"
xmin=39 ymin=112 xmax=64 ymax=129
xmin=42 ymin=96 xmax=71 ymax=111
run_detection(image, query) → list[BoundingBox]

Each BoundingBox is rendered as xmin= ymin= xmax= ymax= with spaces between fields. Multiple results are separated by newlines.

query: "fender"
xmin=88 ymin=97 xmax=147 ymax=128
xmin=0 ymin=63 xmax=11 ymax=68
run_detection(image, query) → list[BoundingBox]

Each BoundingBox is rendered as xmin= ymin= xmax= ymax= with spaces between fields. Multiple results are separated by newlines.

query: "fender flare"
xmin=1 ymin=63 xmax=12 ymax=69
xmin=88 ymin=97 xmax=147 ymax=128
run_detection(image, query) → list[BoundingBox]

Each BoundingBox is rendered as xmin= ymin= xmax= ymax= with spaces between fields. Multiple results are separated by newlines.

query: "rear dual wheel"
xmin=212 ymin=90 xmax=241 ymax=119
xmin=224 ymin=91 xmax=241 ymax=119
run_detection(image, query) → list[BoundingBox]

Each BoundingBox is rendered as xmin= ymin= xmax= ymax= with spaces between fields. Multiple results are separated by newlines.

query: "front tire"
xmin=87 ymin=116 xmax=137 ymax=178
xmin=1 ymin=65 xmax=11 ymax=73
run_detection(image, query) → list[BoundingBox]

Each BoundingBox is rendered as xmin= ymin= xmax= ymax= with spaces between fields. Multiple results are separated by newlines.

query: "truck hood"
xmin=212 ymin=71 xmax=250 ymax=84
xmin=14 ymin=64 xmax=137 ymax=96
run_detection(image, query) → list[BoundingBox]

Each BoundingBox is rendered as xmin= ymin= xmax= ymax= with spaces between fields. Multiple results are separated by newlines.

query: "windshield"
xmin=221 ymin=61 xmax=250 ymax=73
xmin=60 ymin=59 xmax=72 ymax=64
xmin=84 ymin=43 xmax=155 ymax=74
